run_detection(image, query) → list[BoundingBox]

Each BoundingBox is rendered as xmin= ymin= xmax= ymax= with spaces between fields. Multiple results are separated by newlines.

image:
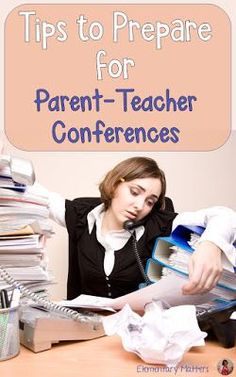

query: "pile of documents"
xmin=145 ymin=225 xmax=236 ymax=300
xmin=0 ymin=165 xmax=54 ymax=294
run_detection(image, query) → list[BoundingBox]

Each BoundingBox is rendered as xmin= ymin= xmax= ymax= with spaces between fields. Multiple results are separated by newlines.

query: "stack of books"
xmin=0 ymin=165 xmax=54 ymax=294
xmin=145 ymin=224 xmax=236 ymax=301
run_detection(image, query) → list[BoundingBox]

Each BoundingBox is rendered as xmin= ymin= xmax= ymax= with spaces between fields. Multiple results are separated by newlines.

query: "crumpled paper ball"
xmin=102 ymin=302 xmax=207 ymax=366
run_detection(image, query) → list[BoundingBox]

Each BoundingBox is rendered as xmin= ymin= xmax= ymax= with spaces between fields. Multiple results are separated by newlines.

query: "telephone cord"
xmin=0 ymin=267 xmax=92 ymax=322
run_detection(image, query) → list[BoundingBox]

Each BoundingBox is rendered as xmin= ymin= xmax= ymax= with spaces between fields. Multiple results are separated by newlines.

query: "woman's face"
xmin=108 ymin=177 xmax=162 ymax=229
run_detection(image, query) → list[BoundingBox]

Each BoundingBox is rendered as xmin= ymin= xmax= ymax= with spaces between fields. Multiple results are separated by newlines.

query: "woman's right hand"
xmin=182 ymin=241 xmax=223 ymax=295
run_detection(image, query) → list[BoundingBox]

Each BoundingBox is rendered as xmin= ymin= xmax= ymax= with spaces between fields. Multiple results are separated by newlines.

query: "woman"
xmin=29 ymin=157 xmax=236 ymax=299
xmin=220 ymin=360 xmax=230 ymax=375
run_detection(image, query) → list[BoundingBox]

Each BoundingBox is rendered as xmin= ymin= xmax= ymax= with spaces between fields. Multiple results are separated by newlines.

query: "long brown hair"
xmin=99 ymin=157 xmax=166 ymax=210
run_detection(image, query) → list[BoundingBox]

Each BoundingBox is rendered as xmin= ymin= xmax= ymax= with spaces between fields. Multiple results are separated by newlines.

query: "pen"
xmin=0 ymin=289 xmax=10 ymax=309
xmin=8 ymin=289 xmax=14 ymax=308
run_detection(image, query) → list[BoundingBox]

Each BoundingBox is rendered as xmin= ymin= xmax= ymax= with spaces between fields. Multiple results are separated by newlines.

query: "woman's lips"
xmin=125 ymin=211 xmax=137 ymax=220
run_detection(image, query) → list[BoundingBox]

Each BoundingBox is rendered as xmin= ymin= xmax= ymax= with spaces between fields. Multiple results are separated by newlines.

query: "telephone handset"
xmin=0 ymin=155 xmax=35 ymax=186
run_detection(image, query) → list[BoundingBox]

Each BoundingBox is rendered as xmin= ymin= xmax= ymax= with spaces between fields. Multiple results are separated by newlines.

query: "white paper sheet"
xmin=58 ymin=274 xmax=217 ymax=312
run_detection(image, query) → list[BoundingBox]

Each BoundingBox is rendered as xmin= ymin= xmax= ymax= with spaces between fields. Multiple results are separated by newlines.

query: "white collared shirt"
xmin=27 ymin=183 xmax=236 ymax=269
xmin=87 ymin=204 xmax=144 ymax=275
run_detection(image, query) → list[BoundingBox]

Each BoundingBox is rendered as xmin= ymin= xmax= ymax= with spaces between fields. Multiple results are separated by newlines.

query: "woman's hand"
xmin=182 ymin=241 xmax=223 ymax=295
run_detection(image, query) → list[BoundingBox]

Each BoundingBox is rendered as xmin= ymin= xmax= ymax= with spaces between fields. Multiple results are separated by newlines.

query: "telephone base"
xmin=19 ymin=306 xmax=105 ymax=353
xmin=196 ymin=299 xmax=236 ymax=348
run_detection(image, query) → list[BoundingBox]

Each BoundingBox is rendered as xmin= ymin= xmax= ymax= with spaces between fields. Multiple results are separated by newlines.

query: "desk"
xmin=0 ymin=337 xmax=235 ymax=377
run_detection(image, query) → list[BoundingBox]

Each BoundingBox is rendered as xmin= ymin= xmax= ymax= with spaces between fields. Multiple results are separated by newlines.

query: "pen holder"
xmin=0 ymin=306 xmax=20 ymax=361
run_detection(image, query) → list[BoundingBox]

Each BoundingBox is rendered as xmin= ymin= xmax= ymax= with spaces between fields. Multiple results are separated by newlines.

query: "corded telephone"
xmin=0 ymin=266 xmax=105 ymax=353
xmin=1 ymin=262 xmax=235 ymax=353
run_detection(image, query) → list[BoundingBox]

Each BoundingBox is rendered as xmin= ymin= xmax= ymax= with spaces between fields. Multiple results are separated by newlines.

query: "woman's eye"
xmin=146 ymin=199 xmax=155 ymax=207
xmin=130 ymin=188 xmax=139 ymax=196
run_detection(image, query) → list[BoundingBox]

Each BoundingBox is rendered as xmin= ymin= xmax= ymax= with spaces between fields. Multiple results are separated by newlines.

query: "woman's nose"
xmin=134 ymin=197 xmax=145 ymax=211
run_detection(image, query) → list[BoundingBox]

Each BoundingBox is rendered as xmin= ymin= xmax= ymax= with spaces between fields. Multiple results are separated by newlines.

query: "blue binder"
xmin=145 ymin=225 xmax=236 ymax=297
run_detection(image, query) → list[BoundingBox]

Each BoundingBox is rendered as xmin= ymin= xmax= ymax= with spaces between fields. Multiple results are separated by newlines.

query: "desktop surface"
xmin=0 ymin=336 xmax=235 ymax=377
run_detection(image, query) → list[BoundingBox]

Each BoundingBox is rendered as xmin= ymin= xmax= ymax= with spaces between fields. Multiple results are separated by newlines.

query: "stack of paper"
xmin=145 ymin=225 xmax=236 ymax=301
xmin=0 ymin=165 xmax=54 ymax=293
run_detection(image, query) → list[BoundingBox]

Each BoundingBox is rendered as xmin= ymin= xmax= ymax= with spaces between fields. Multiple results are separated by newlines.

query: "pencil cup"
xmin=0 ymin=306 xmax=20 ymax=361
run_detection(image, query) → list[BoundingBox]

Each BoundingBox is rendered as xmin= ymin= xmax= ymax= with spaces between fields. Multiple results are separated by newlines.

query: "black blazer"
xmin=65 ymin=197 xmax=176 ymax=299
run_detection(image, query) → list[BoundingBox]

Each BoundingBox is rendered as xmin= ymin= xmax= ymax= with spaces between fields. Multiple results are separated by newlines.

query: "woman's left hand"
xmin=182 ymin=241 xmax=223 ymax=295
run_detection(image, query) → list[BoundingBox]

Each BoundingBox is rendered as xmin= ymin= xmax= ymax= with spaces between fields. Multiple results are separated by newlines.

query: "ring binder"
xmin=146 ymin=225 xmax=236 ymax=297
xmin=145 ymin=224 xmax=236 ymax=348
